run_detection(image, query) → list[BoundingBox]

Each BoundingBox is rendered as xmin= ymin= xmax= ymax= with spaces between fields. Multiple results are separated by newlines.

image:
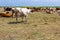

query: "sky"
xmin=0 ymin=0 xmax=60 ymax=6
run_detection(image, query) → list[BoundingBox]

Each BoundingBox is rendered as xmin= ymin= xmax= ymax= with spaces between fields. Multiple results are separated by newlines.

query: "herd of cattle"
xmin=30 ymin=7 xmax=60 ymax=14
xmin=0 ymin=7 xmax=60 ymax=22
xmin=2 ymin=7 xmax=60 ymax=16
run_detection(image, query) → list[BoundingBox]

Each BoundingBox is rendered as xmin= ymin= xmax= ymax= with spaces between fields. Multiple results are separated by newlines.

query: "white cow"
xmin=12 ymin=7 xmax=32 ymax=22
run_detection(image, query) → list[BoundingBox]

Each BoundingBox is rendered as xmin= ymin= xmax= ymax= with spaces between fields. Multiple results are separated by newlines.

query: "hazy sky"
xmin=0 ymin=0 xmax=60 ymax=6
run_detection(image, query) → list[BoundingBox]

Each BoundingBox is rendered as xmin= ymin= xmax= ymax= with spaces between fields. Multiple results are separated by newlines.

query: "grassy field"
xmin=0 ymin=11 xmax=60 ymax=40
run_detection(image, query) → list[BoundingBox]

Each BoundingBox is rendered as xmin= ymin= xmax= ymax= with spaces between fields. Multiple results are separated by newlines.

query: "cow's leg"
xmin=21 ymin=16 xmax=24 ymax=22
xmin=25 ymin=16 xmax=27 ymax=22
xmin=15 ymin=12 xmax=18 ymax=23
xmin=12 ymin=10 xmax=15 ymax=18
xmin=12 ymin=13 xmax=14 ymax=18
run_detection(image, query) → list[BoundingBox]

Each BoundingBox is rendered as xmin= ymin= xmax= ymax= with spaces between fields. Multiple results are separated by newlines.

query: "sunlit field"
xmin=0 ymin=7 xmax=60 ymax=40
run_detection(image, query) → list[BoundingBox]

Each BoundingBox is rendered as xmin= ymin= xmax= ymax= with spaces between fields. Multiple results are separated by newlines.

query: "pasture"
xmin=0 ymin=8 xmax=60 ymax=40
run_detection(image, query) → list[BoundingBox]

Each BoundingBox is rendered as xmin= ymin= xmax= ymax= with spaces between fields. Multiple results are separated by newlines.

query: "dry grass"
xmin=0 ymin=11 xmax=60 ymax=40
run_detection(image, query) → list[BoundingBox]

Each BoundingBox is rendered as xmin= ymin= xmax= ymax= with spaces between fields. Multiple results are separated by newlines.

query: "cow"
xmin=11 ymin=7 xmax=33 ymax=23
xmin=56 ymin=8 xmax=60 ymax=15
xmin=56 ymin=8 xmax=60 ymax=11
xmin=4 ymin=7 xmax=12 ymax=12
xmin=45 ymin=7 xmax=56 ymax=14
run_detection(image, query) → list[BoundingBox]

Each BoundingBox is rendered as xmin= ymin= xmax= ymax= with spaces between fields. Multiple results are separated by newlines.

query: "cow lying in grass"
xmin=11 ymin=7 xmax=33 ymax=23
xmin=0 ymin=12 xmax=11 ymax=17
